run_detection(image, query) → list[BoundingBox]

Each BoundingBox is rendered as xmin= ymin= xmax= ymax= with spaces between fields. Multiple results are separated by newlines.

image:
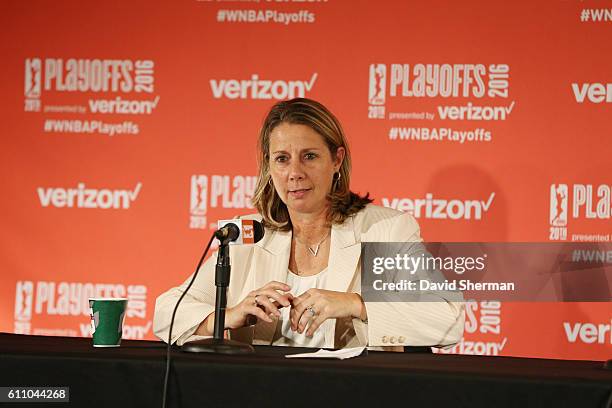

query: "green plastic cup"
xmin=88 ymin=298 xmax=127 ymax=347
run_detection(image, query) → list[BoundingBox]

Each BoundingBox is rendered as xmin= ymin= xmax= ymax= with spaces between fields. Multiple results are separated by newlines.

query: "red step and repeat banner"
xmin=1 ymin=0 xmax=610 ymax=360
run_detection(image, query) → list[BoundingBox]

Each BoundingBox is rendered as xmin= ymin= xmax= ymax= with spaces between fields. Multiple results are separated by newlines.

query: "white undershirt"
xmin=272 ymin=267 xmax=331 ymax=348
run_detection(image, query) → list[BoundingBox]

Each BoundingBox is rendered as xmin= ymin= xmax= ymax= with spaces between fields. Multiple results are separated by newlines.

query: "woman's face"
xmin=269 ymin=123 xmax=344 ymax=217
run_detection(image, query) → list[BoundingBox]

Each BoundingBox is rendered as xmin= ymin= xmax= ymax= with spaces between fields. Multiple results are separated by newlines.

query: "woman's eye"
xmin=304 ymin=153 xmax=317 ymax=160
xmin=274 ymin=155 xmax=288 ymax=163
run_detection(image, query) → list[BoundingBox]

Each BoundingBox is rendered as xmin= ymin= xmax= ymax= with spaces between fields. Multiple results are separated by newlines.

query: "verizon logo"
xmin=563 ymin=320 xmax=611 ymax=344
xmin=37 ymin=182 xmax=142 ymax=209
xmin=88 ymin=96 xmax=160 ymax=114
xmin=437 ymin=102 xmax=515 ymax=121
xmin=382 ymin=192 xmax=495 ymax=220
xmin=209 ymin=73 xmax=318 ymax=100
xmin=572 ymin=83 xmax=612 ymax=103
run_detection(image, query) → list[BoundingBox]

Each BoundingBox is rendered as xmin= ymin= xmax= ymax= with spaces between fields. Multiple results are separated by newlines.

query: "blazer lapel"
xmin=327 ymin=216 xmax=361 ymax=293
xmin=324 ymin=217 xmax=362 ymax=348
xmin=250 ymin=228 xmax=291 ymax=345
xmin=251 ymin=228 xmax=291 ymax=289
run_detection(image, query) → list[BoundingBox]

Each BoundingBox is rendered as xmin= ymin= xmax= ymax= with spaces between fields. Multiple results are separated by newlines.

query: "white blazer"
xmin=153 ymin=204 xmax=464 ymax=351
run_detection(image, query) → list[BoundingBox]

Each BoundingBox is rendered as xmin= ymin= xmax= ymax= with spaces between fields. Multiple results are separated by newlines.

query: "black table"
xmin=0 ymin=333 xmax=610 ymax=408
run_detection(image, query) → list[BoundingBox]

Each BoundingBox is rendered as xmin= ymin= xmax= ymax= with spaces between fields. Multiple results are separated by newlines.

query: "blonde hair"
xmin=252 ymin=98 xmax=372 ymax=231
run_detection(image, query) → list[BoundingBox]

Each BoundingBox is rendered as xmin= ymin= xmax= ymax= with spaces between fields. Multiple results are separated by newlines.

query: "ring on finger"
xmin=307 ymin=306 xmax=316 ymax=317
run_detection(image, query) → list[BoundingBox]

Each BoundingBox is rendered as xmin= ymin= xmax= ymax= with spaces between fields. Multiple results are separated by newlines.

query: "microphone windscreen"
xmin=227 ymin=223 xmax=240 ymax=241
xmin=217 ymin=219 xmax=265 ymax=244
xmin=252 ymin=220 xmax=265 ymax=243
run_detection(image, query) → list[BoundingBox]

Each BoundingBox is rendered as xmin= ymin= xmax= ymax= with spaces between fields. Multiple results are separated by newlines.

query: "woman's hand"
xmin=225 ymin=281 xmax=294 ymax=330
xmin=289 ymin=289 xmax=366 ymax=337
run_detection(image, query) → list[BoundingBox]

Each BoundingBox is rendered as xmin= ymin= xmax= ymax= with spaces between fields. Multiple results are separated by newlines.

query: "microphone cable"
xmin=162 ymin=233 xmax=216 ymax=408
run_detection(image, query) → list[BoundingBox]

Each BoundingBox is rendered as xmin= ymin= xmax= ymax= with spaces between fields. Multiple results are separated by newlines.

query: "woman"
xmin=153 ymin=98 xmax=464 ymax=350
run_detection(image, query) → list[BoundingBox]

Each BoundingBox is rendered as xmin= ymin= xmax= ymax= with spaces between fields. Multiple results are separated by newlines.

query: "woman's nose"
xmin=288 ymin=160 xmax=305 ymax=181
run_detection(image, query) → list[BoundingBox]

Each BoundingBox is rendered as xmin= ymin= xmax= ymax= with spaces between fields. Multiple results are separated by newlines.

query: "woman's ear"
xmin=334 ymin=147 xmax=346 ymax=171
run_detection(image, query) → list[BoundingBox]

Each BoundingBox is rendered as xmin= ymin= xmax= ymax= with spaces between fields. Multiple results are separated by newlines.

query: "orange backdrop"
xmin=1 ymin=0 xmax=610 ymax=360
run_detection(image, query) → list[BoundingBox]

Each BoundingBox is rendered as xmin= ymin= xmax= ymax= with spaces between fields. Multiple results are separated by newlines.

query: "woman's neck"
xmin=289 ymin=207 xmax=331 ymax=242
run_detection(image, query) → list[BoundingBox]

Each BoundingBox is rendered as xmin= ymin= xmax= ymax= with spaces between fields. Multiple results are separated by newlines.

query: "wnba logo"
xmin=14 ymin=281 xmax=33 ymax=334
xmin=14 ymin=281 xmax=33 ymax=320
xmin=368 ymin=64 xmax=386 ymax=119
xmin=24 ymin=58 xmax=42 ymax=98
xmin=24 ymin=58 xmax=42 ymax=112
xmin=190 ymin=175 xmax=208 ymax=229
xmin=550 ymin=184 xmax=568 ymax=227
xmin=549 ymin=184 xmax=568 ymax=240
xmin=368 ymin=64 xmax=386 ymax=105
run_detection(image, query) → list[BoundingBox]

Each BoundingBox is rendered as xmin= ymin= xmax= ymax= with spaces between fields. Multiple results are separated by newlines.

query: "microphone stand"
xmin=181 ymin=235 xmax=254 ymax=354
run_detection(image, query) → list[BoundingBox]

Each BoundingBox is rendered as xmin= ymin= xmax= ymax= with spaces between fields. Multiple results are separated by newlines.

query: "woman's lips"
xmin=288 ymin=188 xmax=311 ymax=198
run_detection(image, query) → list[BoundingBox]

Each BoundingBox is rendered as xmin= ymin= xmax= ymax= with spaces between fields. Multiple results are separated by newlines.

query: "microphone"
xmin=214 ymin=219 xmax=265 ymax=328
xmin=162 ymin=218 xmax=265 ymax=408
xmin=215 ymin=219 xmax=265 ymax=245
xmin=180 ymin=218 xmax=265 ymax=355
xmin=162 ymin=219 xmax=264 ymax=408
xmin=214 ymin=223 xmax=240 ymax=241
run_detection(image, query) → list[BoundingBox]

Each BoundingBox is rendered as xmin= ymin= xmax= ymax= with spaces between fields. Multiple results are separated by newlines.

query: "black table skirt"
xmin=0 ymin=333 xmax=610 ymax=408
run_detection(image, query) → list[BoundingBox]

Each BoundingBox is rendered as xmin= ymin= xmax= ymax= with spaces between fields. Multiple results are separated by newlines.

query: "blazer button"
xmin=398 ymin=336 xmax=406 ymax=343
xmin=382 ymin=336 xmax=389 ymax=343
xmin=390 ymin=336 xmax=396 ymax=344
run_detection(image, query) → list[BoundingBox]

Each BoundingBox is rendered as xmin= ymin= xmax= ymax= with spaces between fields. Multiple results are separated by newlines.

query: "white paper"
xmin=285 ymin=346 xmax=366 ymax=360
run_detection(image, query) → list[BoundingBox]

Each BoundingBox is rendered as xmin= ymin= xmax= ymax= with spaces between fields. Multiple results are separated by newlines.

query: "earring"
xmin=332 ymin=172 xmax=341 ymax=191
